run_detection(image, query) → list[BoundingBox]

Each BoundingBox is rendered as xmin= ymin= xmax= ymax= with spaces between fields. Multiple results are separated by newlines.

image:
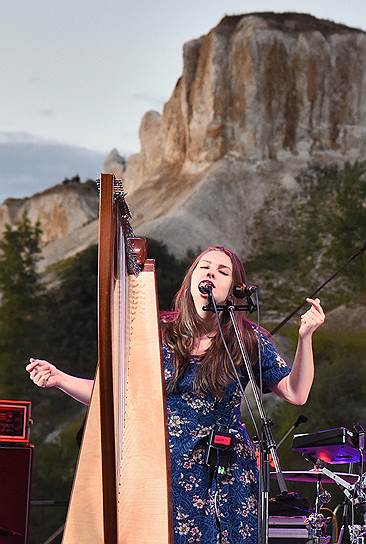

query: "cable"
xmin=214 ymin=472 xmax=223 ymax=544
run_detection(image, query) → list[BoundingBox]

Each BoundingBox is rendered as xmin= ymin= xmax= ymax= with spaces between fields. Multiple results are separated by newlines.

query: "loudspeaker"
xmin=0 ymin=445 xmax=33 ymax=544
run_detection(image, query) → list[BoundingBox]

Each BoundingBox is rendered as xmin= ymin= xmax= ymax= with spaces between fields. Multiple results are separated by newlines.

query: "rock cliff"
xmin=1 ymin=12 xmax=365 ymax=265
xmin=123 ymin=13 xmax=366 ymax=257
xmin=0 ymin=180 xmax=98 ymax=269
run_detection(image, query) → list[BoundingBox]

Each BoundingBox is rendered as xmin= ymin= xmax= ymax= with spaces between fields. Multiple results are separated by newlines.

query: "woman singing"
xmin=27 ymin=246 xmax=325 ymax=543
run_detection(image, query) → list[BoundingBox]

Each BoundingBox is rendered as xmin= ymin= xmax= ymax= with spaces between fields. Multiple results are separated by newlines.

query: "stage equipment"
xmin=270 ymin=470 xmax=333 ymax=543
xmin=232 ymin=282 xmax=258 ymax=299
xmin=293 ymin=427 xmax=366 ymax=464
xmin=292 ymin=426 xmax=366 ymax=544
xmin=0 ymin=400 xmax=32 ymax=443
xmin=277 ymin=415 xmax=308 ymax=450
xmin=268 ymin=516 xmax=310 ymax=542
xmin=62 ymin=174 xmax=172 ymax=543
xmin=0 ymin=444 xmax=33 ymax=544
xmin=270 ymin=470 xmax=359 ymax=485
xmin=205 ymin=423 xmax=232 ymax=472
xmin=198 ymin=279 xmax=214 ymax=295
xmin=202 ymin=288 xmax=286 ymax=544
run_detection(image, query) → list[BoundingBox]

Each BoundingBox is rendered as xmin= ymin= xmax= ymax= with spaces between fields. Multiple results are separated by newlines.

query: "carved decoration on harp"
xmin=62 ymin=173 xmax=173 ymax=543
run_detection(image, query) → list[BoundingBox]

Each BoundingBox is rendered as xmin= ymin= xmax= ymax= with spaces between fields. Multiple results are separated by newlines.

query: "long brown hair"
xmin=162 ymin=246 xmax=258 ymax=397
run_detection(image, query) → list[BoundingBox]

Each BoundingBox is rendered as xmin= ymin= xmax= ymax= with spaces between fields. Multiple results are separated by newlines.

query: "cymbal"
xmin=270 ymin=470 xmax=359 ymax=485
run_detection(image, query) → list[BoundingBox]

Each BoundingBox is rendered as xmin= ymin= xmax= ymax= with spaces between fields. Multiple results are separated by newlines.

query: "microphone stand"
xmin=202 ymin=291 xmax=288 ymax=544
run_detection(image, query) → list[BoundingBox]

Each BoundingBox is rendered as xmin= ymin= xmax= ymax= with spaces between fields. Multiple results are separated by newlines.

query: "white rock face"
xmin=124 ymin=13 xmax=366 ymax=257
xmin=0 ymin=181 xmax=98 ymax=270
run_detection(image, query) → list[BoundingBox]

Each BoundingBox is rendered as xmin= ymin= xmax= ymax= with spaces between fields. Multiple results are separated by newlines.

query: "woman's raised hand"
xmin=299 ymin=298 xmax=325 ymax=338
xmin=26 ymin=358 xmax=61 ymax=388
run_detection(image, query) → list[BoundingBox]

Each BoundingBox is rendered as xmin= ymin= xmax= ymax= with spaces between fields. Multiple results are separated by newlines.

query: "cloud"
xmin=0 ymin=131 xmax=45 ymax=144
xmin=0 ymin=138 xmax=105 ymax=203
xmin=39 ymin=108 xmax=55 ymax=117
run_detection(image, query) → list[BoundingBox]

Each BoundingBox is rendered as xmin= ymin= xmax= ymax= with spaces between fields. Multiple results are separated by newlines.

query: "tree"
xmin=246 ymin=161 xmax=366 ymax=316
xmin=0 ymin=213 xmax=46 ymax=397
xmin=44 ymin=244 xmax=98 ymax=378
xmin=147 ymin=238 xmax=192 ymax=310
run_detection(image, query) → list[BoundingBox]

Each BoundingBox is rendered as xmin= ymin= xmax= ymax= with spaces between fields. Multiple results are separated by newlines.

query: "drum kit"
xmin=270 ymin=426 xmax=366 ymax=543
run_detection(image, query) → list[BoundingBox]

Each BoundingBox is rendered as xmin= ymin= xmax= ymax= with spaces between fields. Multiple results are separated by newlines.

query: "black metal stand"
xmin=302 ymin=454 xmax=366 ymax=544
xmin=227 ymin=304 xmax=288 ymax=544
xmin=203 ymin=293 xmax=288 ymax=544
xmin=277 ymin=415 xmax=308 ymax=449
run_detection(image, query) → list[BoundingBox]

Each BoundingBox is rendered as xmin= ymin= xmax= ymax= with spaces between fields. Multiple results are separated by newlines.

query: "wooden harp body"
xmin=62 ymin=174 xmax=173 ymax=543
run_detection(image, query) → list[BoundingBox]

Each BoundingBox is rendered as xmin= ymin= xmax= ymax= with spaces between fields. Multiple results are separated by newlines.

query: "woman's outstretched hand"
xmin=26 ymin=358 xmax=61 ymax=388
xmin=299 ymin=298 xmax=325 ymax=338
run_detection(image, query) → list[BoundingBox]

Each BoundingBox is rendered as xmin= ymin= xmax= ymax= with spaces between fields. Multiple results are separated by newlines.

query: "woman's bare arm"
xmin=26 ymin=358 xmax=93 ymax=405
xmin=271 ymin=298 xmax=325 ymax=405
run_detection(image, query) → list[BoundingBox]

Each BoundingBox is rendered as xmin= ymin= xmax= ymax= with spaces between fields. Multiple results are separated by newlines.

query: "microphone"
xmin=232 ymin=283 xmax=258 ymax=299
xmin=295 ymin=415 xmax=308 ymax=427
xmin=198 ymin=280 xmax=215 ymax=295
xmin=277 ymin=415 xmax=308 ymax=449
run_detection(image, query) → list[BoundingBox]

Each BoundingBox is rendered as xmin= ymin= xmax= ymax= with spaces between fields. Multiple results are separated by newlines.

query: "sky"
xmin=1 ymin=0 xmax=365 ymax=200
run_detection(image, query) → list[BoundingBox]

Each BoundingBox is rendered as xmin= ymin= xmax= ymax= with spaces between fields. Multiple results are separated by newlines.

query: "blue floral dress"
xmin=163 ymin=331 xmax=291 ymax=544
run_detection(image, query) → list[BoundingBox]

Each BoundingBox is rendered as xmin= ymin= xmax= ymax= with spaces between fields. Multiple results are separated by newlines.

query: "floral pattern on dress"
xmin=164 ymin=327 xmax=291 ymax=543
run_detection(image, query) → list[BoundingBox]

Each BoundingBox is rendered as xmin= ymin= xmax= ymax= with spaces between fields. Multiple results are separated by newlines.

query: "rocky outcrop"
xmin=0 ymin=180 xmax=98 ymax=269
xmin=103 ymin=148 xmax=126 ymax=181
xmin=117 ymin=13 xmax=366 ymax=257
xmin=127 ymin=14 xmax=366 ymax=181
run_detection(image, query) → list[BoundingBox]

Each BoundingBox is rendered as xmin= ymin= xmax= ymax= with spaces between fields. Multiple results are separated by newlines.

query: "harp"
xmin=62 ymin=173 xmax=173 ymax=543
